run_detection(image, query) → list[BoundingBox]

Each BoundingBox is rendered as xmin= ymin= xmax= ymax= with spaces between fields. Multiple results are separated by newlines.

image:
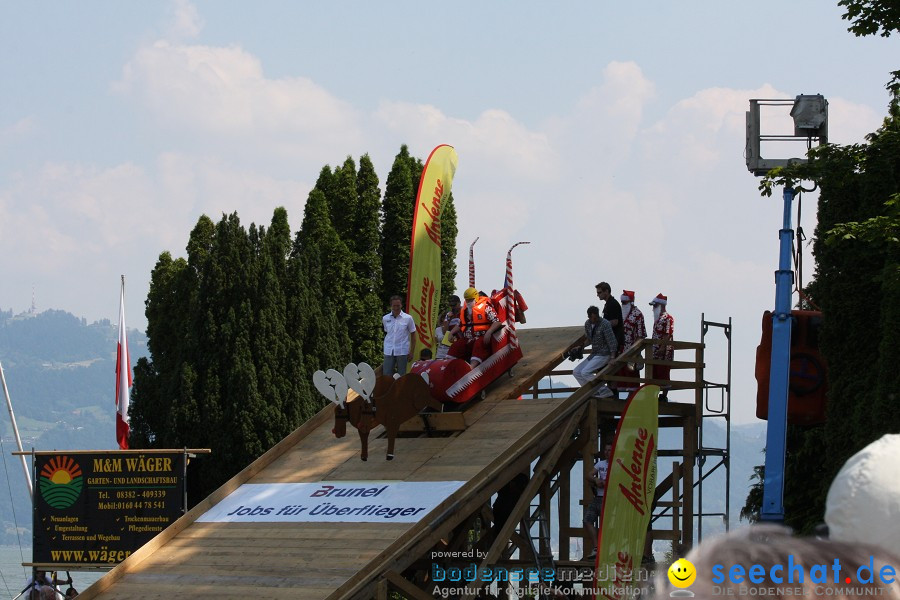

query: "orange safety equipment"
xmin=459 ymin=298 xmax=494 ymax=334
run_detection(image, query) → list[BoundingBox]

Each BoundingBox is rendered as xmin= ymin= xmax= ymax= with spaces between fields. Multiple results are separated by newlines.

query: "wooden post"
xmin=672 ymin=461 xmax=682 ymax=551
xmin=559 ymin=459 xmax=571 ymax=562
xmin=582 ymin=396 xmax=598 ymax=556
xmin=458 ymin=407 xmax=586 ymax=600
xmin=682 ymin=413 xmax=696 ymax=551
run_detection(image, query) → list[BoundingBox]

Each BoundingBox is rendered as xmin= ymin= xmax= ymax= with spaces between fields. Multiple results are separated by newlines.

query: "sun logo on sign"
xmin=39 ymin=456 xmax=83 ymax=509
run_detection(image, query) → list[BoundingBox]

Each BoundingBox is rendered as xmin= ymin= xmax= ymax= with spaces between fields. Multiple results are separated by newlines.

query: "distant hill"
xmin=0 ymin=307 xmax=149 ymax=544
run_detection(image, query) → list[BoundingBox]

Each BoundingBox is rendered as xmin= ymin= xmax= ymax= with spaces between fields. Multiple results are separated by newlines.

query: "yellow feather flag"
xmin=594 ymin=384 xmax=659 ymax=599
xmin=406 ymin=145 xmax=458 ymax=365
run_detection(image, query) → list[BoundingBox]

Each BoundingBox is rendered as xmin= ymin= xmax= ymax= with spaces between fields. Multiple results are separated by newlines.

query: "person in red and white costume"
xmin=616 ymin=290 xmax=648 ymax=391
xmin=650 ymin=293 xmax=674 ymax=383
xmin=620 ymin=290 xmax=647 ymax=351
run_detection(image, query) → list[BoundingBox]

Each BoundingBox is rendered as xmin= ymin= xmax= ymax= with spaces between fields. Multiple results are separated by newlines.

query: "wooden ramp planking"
xmin=79 ymin=326 xmax=582 ymax=600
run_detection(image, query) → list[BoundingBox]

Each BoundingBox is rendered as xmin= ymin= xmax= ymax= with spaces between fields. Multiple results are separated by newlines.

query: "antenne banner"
xmin=407 ymin=144 xmax=458 ymax=363
xmin=594 ymin=384 xmax=659 ymax=600
xmin=197 ymin=481 xmax=465 ymax=523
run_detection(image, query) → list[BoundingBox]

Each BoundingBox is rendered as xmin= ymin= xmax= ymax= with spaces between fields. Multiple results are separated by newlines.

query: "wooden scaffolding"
xmin=76 ymin=324 xmax=731 ymax=600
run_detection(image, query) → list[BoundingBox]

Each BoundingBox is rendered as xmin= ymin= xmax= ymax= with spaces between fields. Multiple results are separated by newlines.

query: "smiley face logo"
xmin=668 ymin=558 xmax=696 ymax=588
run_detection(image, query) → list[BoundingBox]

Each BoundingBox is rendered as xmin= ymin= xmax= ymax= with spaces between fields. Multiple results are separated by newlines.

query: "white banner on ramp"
xmin=197 ymin=481 xmax=466 ymax=523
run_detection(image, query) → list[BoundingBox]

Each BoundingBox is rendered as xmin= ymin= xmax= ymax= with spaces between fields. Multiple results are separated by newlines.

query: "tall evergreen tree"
xmin=130 ymin=250 xmax=192 ymax=447
xmin=441 ymin=192 xmax=459 ymax=306
xmin=291 ymin=189 xmax=353 ymax=376
xmin=351 ymin=154 xmax=384 ymax=363
xmin=131 ymin=209 xmax=319 ymax=503
xmin=250 ymin=210 xmax=304 ymax=448
xmin=314 ymin=165 xmax=337 ymax=224
xmin=380 ymin=145 xmax=422 ymax=307
xmin=328 ymin=157 xmax=359 ymax=241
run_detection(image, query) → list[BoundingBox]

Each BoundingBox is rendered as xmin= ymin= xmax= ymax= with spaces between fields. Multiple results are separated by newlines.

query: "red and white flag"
xmin=115 ymin=276 xmax=132 ymax=449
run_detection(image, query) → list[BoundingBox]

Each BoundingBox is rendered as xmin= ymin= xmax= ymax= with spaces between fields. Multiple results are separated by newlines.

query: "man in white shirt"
xmin=382 ymin=295 xmax=416 ymax=376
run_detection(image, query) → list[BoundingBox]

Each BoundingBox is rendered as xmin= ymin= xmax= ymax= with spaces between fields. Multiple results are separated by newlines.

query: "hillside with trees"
xmin=0 ymin=308 xmax=149 ymax=544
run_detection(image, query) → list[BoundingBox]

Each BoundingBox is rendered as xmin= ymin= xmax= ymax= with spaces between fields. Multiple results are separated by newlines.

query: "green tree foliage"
xmin=292 ymin=188 xmax=353 ymax=374
xmin=740 ymin=464 xmax=764 ymax=524
xmin=132 ymin=211 xmax=315 ymax=501
xmin=130 ymin=147 xmax=456 ymax=504
xmin=441 ymin=192 xmax=459 ymax=306
xmin=352 ymin=154 xmax=385 ymax=364
xmin=313 ymin=155 xmax=385 ymax=364
xmin=753 ymin=78 xmax=900 ymax=533
xmin=839 ymin=0 xmax=900 ymax=37
xmin=380 ymin=145 xmax=423 ymax=307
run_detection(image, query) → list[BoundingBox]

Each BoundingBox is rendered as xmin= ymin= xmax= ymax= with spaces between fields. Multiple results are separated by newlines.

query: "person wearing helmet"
xmin=447 ymin=287 xmax=503 ymax=367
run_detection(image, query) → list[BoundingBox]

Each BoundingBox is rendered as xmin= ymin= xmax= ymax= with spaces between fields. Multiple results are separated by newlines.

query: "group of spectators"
xmin=572 ymin=282 xmax=675 ymax=398
xmin=23 ymin=570 xmax=77 ymax=599
xmin=382 ymin=288 xmax=505 ymax=375
xmin=381 ymin=281 xmax=676 ymax=391
xmin=654 ymin=434 xmax=900 ymax=599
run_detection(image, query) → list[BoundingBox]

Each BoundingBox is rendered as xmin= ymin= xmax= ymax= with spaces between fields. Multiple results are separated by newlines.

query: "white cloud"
xmin=575 ymin=61 xmax=656 ymax=136
xmin=113 ymin=40 xmax=363 ymax=158
xmin=544 ymin=61 xmax=656 ymax=169
xmin=0 ymin=154 xmax=309 ymax=329
xmin=642 ymin=84 xmax=782 ymax=172
xmin=826 ymin=97 xmax=883 ymax=145
xmin=0 ymin=116 xmax=37 ymax=143
xmin=167 ymin=0 xmax=204 ymax=40
xmin=374 ymin=102 xmax=559 ymax=183
xmin=155 ymin=152 xmax=309 ymax=232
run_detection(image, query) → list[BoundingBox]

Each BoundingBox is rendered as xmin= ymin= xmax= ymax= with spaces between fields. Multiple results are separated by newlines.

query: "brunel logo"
xmin=39 ymin=456 xmax=84 ymax=509
xmin=309 ymin=484 xmax=388 ymax=498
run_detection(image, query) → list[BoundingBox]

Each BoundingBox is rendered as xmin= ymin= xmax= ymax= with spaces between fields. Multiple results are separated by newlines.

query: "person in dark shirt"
xmin=595 ymin=281 xmax=624 ymax=349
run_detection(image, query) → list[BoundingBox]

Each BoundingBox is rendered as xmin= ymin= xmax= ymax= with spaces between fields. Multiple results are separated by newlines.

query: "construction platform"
xmin=77 ymin=324 xmax=729 ymax=600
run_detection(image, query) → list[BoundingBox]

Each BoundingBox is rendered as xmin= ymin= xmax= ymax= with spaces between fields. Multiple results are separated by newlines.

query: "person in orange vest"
xmin=447 ymin=287 xmax=503 ymax=367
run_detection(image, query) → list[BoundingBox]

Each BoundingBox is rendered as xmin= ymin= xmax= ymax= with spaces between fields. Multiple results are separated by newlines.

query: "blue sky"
xmin=1 ymin=1 xmax=897 ymax=423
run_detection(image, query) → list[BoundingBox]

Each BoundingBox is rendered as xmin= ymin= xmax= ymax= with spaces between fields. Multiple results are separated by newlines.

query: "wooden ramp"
xmin=79 ymin=327 xmax=586 ymax=600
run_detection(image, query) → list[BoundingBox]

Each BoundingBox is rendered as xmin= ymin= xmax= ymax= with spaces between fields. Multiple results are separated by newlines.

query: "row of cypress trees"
xmin=129 ymin=146 xmax=458 ymax=502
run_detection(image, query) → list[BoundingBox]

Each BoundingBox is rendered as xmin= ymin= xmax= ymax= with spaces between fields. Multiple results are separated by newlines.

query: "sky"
xmin=1 ymin=1 xmax=897 ymax=424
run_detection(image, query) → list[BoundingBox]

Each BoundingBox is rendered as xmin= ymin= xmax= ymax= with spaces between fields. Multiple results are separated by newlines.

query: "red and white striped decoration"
xmin=468 ymin=237 xmax=479 ymax=288
xmin=504 ymin=241 xmax=530 ymax=347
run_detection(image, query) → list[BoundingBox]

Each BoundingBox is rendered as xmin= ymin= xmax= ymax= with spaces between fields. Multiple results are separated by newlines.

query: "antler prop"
xmin=343 ymin=362 xmax=377 ymax=403
xmin=312 ymin=369 xmax=349 ymax=408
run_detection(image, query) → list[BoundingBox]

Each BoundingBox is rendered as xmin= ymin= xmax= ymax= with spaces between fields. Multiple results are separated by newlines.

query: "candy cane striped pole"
xmin=468 ymin=237 xmax=479 ymax=288
xmin=504 ymin=241 xmax=530 ymax=347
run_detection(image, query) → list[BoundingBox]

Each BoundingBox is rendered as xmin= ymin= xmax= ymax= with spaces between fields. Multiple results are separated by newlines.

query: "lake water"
xmin=0 ymin=546 xmax=105 ymax=599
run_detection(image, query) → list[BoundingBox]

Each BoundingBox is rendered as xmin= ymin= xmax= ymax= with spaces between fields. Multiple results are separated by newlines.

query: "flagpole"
xmin=116 ymin=275 xmax=131 ymax=450
xmin=0 ymin=361 xmax=33 ymax=499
